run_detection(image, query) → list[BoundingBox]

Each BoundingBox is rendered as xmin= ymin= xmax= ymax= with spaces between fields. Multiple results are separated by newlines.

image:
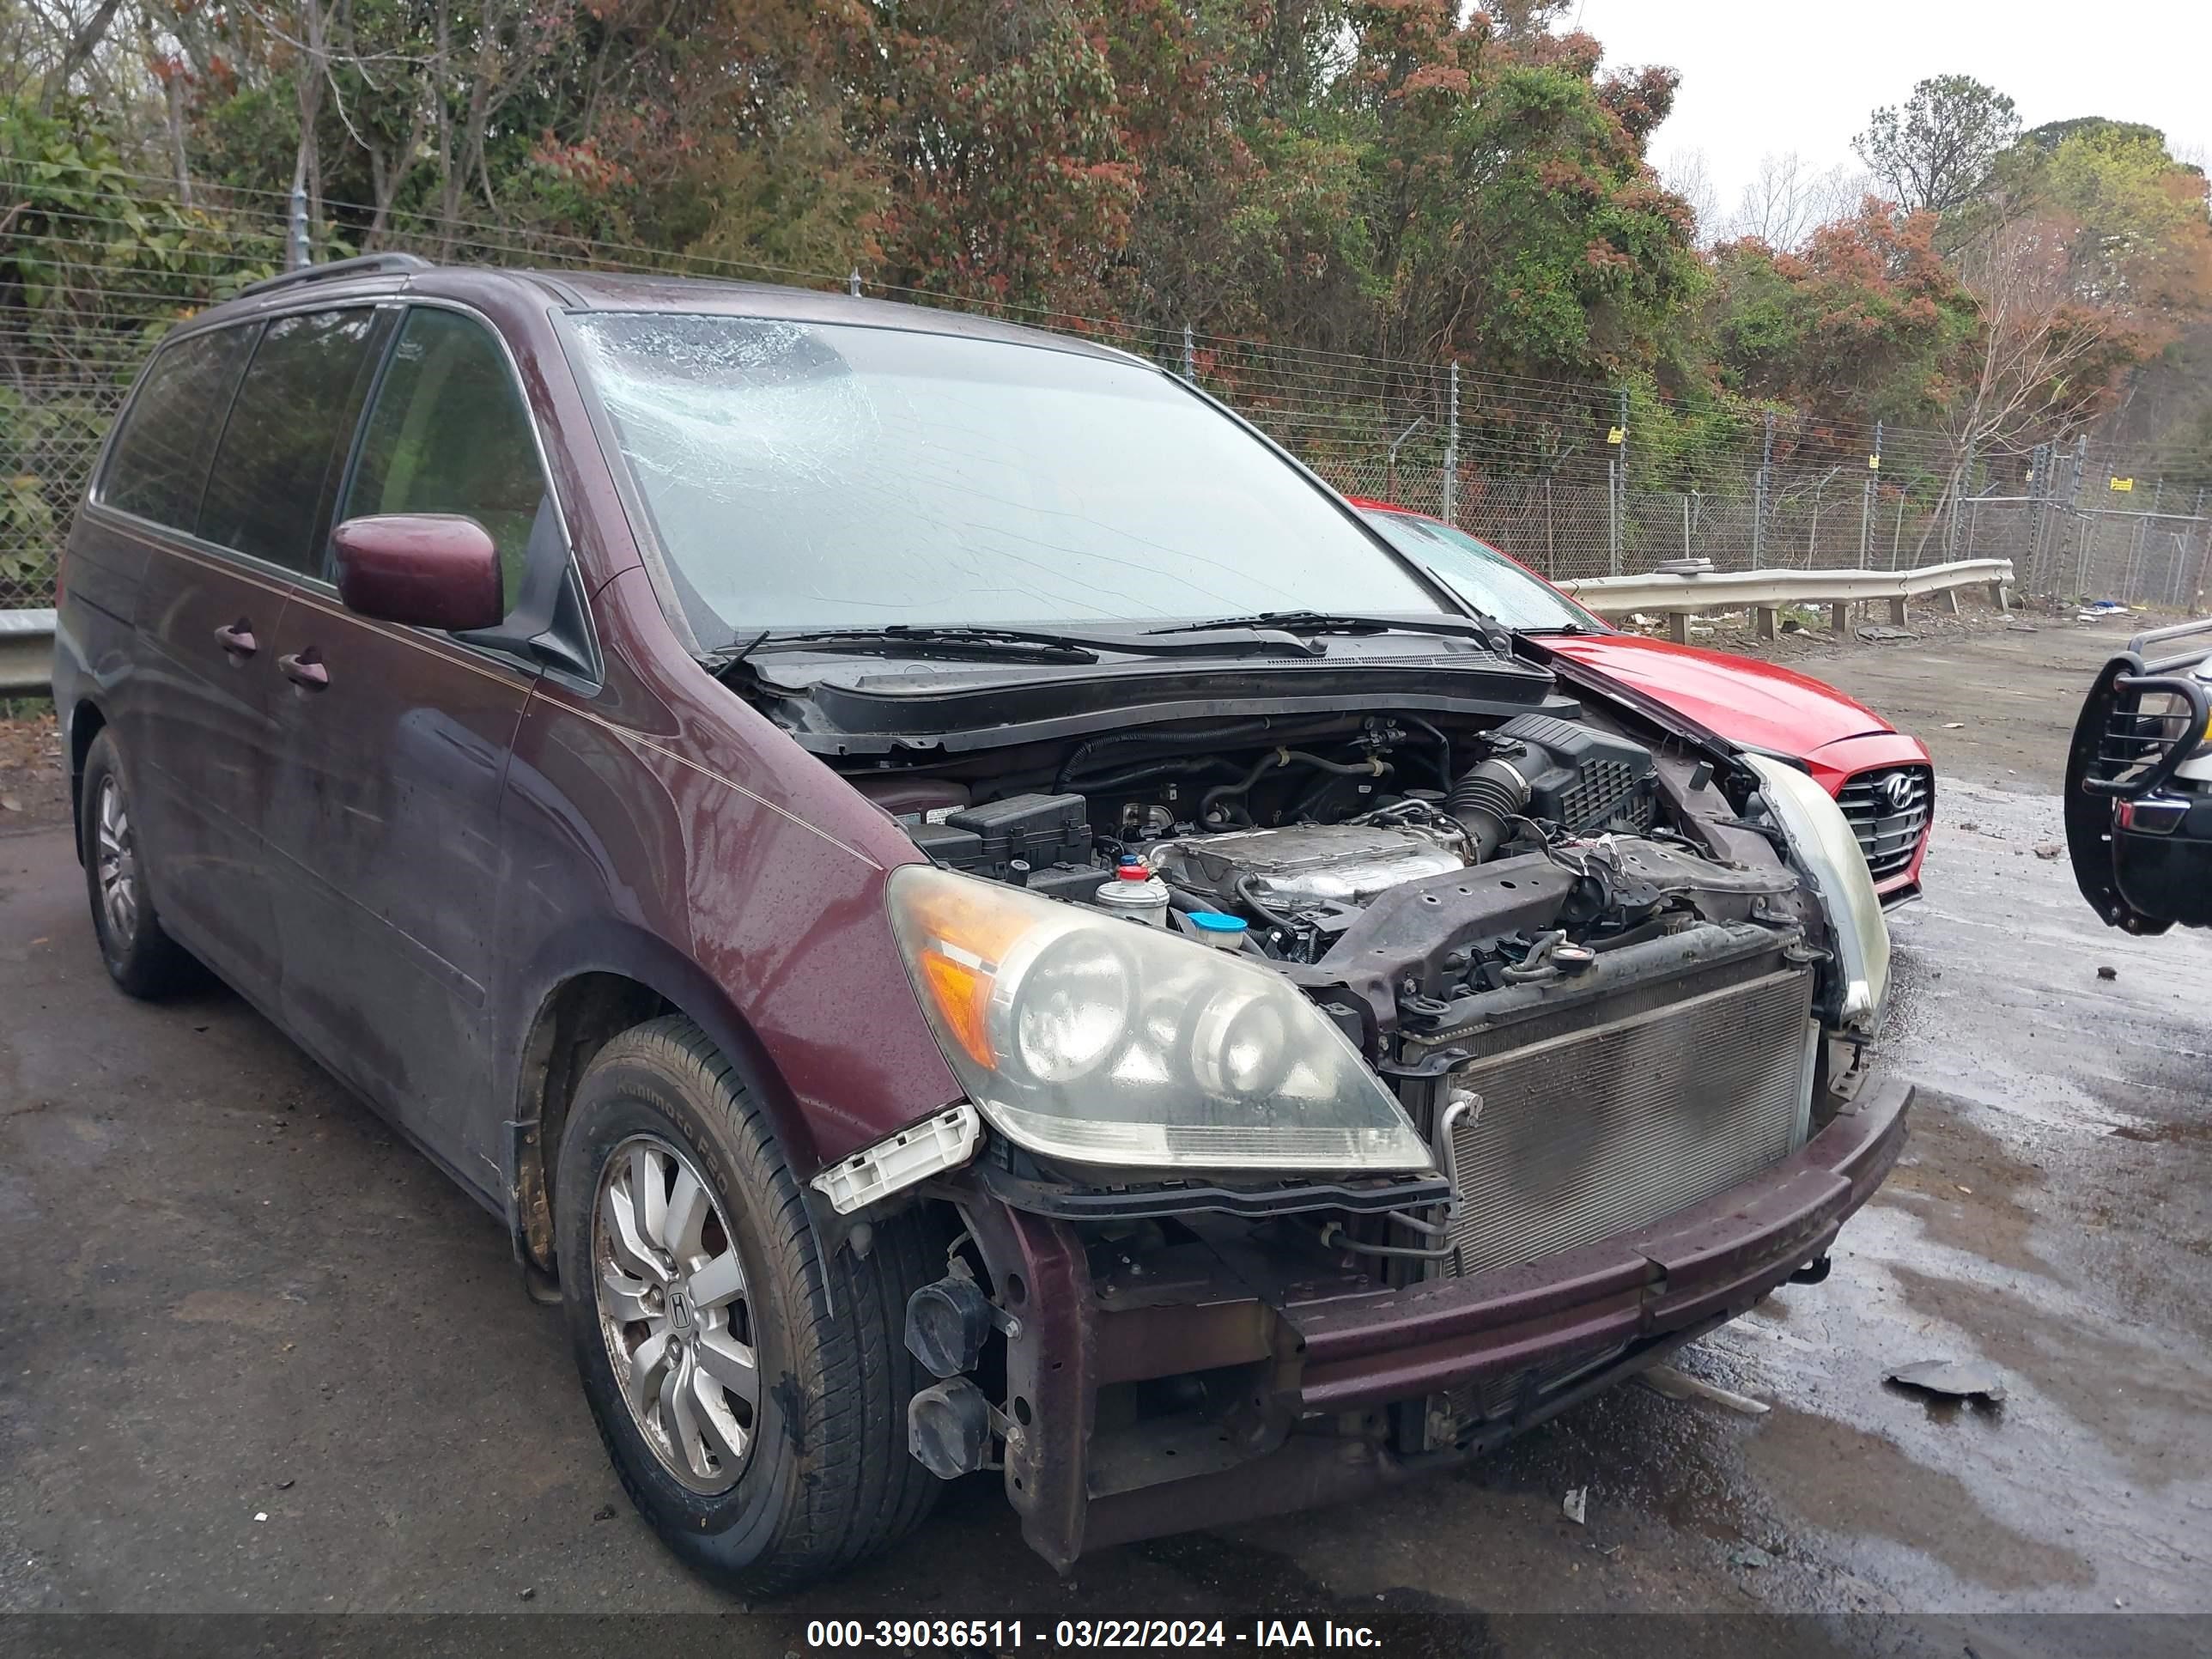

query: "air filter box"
xmin=1492 ymin=713 xmax=1656 ymax=834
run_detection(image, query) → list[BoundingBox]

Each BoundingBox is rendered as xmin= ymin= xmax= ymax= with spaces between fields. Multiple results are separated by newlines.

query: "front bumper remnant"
xmin=969 ymin=1075 xmax=1911 ymax=1569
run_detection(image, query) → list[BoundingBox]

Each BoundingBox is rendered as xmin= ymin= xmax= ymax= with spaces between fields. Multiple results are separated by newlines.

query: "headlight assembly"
xmin=1741 ymin=752 xmax=1892 ymax=1030
xmin=886 ymin=864 xmax=1434 ymax=1175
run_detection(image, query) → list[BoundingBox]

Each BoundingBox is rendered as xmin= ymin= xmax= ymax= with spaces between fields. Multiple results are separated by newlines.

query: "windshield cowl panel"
xmin=562 ymin=311 xmax=1451 ymax=648
xmin=750 ymin=646 xmax=1571 ymax=758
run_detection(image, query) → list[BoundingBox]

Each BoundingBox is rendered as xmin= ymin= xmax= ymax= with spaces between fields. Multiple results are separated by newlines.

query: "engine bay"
xmin=842 ymin=699 xmax=1864 ymax=1467
xmin=848 ymin=703 xmax=1819 ymax=1044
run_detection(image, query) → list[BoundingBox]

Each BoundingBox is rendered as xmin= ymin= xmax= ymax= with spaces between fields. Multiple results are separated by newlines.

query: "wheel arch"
xmin=66 ymin=697 xmax=107 ymax=858
xmin=502 ymin=929 xmax=832 ymax=1280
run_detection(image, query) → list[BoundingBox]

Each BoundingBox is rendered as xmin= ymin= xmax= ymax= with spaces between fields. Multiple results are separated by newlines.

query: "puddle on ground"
xmin=1873 ymin=1088 xmax=2057 ymax=1280
xmin=1887 ymin=1264 xmax=2212 ymax=1487
xmin=1741 ymin=1405 xmax=2095 ymax=1594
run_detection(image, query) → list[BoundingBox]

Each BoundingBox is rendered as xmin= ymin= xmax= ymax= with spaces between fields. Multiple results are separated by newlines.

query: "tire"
xmin=79 ymin=729 xmax=198 ymax=999
xmin=555 ymin=1015 xmax=941 ymax=1594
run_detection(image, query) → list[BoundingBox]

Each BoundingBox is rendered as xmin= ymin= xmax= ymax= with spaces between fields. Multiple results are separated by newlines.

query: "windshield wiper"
xmin=713 ymin=622 xmax=1327 ymax=671
xmin=1146 ymin=609 xmax=1504 ymax=647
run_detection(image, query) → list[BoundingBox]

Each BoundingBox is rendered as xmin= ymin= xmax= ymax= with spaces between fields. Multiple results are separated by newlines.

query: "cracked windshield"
xmin=564 ymin=313 xmax=1445 ymax=645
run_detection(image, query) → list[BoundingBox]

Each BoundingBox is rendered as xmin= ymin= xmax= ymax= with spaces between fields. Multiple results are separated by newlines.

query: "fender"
xmin=497 ymin=914 xmax=846 ymax=1279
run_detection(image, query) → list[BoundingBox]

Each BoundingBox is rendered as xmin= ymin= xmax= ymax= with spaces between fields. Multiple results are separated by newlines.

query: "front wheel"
xmin=555 ymin=1016 xmax=941 ymax=1594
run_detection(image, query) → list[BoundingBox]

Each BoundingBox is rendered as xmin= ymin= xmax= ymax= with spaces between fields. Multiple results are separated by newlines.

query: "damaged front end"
xmin=811 ymin=696 xmax=1909 ymax=1568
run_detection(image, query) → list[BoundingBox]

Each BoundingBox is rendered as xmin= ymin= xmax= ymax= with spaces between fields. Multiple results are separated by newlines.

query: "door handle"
xmin=214 ymin=620 xmax=257 ymax=660
xmin=278 ymin=650 xmax=329 ymax=691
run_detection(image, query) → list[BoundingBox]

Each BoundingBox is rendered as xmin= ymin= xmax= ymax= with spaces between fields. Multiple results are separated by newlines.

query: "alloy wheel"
xmin=592 ymin=1134 xmax=760 ymax=1493
xmin=94 ymin=775 xmax=139 ymax=947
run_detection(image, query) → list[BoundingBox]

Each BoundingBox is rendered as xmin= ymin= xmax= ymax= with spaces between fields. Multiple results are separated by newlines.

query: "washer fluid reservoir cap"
xmin=1187 ymin=911 xmax=1249 ymax=949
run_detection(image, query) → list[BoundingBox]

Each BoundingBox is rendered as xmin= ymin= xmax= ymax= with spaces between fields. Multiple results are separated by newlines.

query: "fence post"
xmin=2070 ymin=436 xmax=2091 ymax=599
xmin=1442 ymin=362 xmax=1459 ymax=524
xmin=2193 ymin=487 xmax=2210 ymax=611
xmin=2026 ymin=441 xmax=2050 ymax=592
xmin=848 ymin=268 xmax=862 ymax=297
xmin=1181 ymin=324 xmax=1194 ymax=383
xmin=1753 ymin=410 xmax=1774 ymax=567
xmin=1858 ymin=421 xmax=1880 ymax=568
xmin=1607 ymin=389 xmax=1628 ymax=576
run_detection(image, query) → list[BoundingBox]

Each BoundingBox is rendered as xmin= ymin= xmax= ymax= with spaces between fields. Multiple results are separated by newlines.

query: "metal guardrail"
xmin=1558 ymin=559 xmax=2016 ymax=643
xmin=1 ymin=610 xmax=56 ymax=696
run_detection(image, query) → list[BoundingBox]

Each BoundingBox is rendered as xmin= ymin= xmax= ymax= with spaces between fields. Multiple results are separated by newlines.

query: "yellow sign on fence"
xmin=2111 ymin=477 xmax=2135 ymax=493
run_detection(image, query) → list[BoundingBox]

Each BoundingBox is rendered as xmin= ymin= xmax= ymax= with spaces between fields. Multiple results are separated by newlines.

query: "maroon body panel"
xmin=112 ymin=534 xmax=295 ymax=1000
xmin=498 ymin=566 xmax=961 ymax=1181
xmin=263 ymin=585 xmax=534 ymax=1182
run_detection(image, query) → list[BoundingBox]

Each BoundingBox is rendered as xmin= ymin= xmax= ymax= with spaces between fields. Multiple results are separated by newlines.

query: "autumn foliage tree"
xmin=1708 ymin=202 xmax=1977 ymax=432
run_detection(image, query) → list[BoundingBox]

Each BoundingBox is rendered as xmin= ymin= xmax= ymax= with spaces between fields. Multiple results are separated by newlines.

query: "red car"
xmin=1354 ymin=501 xmax=1932 ymax=902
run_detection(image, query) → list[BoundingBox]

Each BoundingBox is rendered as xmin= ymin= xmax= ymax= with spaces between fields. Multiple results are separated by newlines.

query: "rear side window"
xmin=343 ymin=307 xmax=547 ymax=611
xmin=99 ymin=326 xmax=257 ymax=529
xmin=199 ymin=308 xmax=380 ymax=571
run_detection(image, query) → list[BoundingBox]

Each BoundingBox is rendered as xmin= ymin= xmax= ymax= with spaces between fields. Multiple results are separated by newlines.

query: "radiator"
xmin=1443 ymin=964 xmax=1817 ymax=1276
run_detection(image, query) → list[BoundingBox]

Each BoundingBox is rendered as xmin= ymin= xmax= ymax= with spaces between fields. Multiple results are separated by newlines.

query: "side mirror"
xmin=331 ymin=514 xmax=502 ymax=632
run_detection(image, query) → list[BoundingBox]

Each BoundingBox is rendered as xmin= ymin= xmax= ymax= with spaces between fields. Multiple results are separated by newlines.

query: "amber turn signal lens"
xmin=916 ymin=946 xmax=995 ymax=1067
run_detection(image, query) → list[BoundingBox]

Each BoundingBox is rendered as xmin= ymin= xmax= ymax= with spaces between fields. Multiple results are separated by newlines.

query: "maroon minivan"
xmin=55 ymin=255 xmax=1910 ymax=1591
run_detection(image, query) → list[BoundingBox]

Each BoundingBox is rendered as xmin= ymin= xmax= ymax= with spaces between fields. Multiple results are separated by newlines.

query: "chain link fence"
xmin=0 ymin=380 xmax=125 ymax=607
xmin=5 ymin=179 xmax=2210 ymax=611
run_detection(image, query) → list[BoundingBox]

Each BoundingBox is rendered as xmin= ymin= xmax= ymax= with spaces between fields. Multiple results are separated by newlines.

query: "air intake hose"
xmin=1448 ymin=752 xmax=1534 ymax=861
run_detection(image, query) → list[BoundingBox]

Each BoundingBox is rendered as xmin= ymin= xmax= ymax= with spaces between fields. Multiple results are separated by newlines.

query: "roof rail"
xmin=237 ymin=252 xmax=434 ymax=299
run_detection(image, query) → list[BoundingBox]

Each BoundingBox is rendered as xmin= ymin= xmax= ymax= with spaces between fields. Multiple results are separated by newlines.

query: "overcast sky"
xmin=1571 ymin=0 xmax=2212 ymax=224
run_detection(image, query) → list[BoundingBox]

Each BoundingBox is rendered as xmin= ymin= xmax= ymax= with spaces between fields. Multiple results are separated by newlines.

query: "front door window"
xmin=343 ymin=308 xmax=549 ymax=616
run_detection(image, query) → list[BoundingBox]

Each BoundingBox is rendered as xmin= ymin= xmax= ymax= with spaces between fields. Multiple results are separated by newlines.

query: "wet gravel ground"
xmin=2 ymin=620 xmax=2207 ymax=1656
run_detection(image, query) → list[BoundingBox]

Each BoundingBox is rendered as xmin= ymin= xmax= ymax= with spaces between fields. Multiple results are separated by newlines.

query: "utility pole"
xmin=1441 ymin=363 xmax=1460 ymax=524
xmin=288 ymin=156 xmax=311 ymax=271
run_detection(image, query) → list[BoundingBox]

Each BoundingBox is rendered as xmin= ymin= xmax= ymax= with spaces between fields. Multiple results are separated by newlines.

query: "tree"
xmin=1660 ymin=148 xmax=1720 ymax=245
xmin=1321 ymin=5 xmax=1707 ymax=380
xmin=1934 ymin=119 xmax=2212 ymax=460
xmin=1723 ymin=151 xmax=1868 ymax=253
xmin=1944 ymin=213 xmax=2139 ymax=459
xmin=859 ymin=0 xmax=1140 ymax=313
xmin=1853 ymin=74 xmax=2020 ymax=216
xmin=1708 ymin=201 xmax=1977 ymax=431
